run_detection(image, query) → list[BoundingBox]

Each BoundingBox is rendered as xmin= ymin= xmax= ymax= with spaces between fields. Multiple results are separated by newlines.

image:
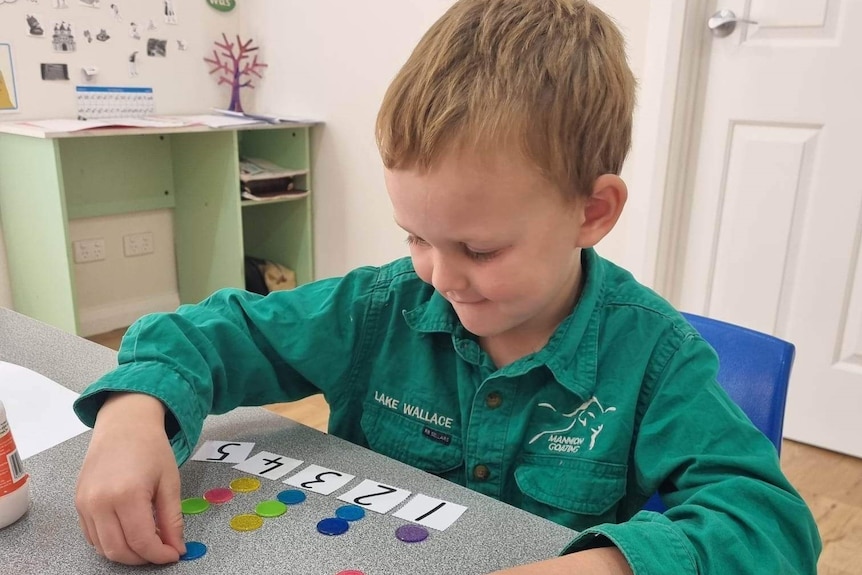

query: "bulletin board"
xmin=0 ymin=0 xmax=241 ymax=120
xmin=0 ymin=43 xmax=18 ymax=112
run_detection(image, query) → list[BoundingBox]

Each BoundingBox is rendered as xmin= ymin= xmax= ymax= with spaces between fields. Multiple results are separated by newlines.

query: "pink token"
xmin=204 ymin=487 xmax=234 ymax=504
xmin=336 ymin=571 xmax=365 ymax=575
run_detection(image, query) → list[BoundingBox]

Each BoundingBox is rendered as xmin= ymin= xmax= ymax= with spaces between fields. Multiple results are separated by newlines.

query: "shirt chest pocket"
xmin=514 ymin=455 xmax=627 ymax=531
xmin=360 ymin=402 xmax=464 ymax=476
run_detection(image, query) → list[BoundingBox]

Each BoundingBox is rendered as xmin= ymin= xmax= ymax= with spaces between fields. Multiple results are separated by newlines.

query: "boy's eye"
xmin=464 ymin=247 xmax=500 ymax=262
xmin=405 ymin=234 xmax=429 ymax=247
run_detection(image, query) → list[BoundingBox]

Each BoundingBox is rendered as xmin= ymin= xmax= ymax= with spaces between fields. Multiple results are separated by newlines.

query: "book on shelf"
xmin=239 ymin=157 xmax=308 ymax=200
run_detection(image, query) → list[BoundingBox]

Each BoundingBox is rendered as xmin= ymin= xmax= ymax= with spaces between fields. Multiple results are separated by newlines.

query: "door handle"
xmin=708 ymin=9 xmax=758 ymax=37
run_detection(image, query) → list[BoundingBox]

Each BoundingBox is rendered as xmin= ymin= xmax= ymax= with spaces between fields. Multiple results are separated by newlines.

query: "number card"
xmin=233 ymin=451 xmax=303 ymax=480
xmin=393 ymin=494 xmax=467 ymax=531
xmin=190 ymin=441 xmax=255 ymax=464
xmin=284 ymin=464 xmax=355 ymax=495
xmin=337 ymin=479 xmax=412 ymax=514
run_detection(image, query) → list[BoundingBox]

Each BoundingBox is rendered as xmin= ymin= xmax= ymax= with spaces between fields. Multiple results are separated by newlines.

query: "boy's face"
xmin=386 ymin=147 xmax=588 ymax=349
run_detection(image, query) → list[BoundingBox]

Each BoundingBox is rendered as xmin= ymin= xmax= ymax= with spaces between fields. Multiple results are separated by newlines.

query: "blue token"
xmin=317 ymin=517 xmax=350 ymax=536
xmin=277 ymin=489 xmax=307 ymax=505
xmin=335 ymin=505 xmax=366 ymax=522
xmin=179 ymin=541 xmax=207 ymax=561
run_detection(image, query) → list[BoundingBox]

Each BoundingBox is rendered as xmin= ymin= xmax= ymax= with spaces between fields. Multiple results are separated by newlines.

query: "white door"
xmin=671 ymin=1 xmax=862 ymax=457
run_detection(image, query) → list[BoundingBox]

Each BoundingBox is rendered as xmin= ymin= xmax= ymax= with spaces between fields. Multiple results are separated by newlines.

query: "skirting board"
xmin=78 ymin=292 xmax=180 ymax=337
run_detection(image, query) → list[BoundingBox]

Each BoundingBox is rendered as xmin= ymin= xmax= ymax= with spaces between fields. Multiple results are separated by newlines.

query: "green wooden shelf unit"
xmin=0 ymin=121 xmax=316 ymax=335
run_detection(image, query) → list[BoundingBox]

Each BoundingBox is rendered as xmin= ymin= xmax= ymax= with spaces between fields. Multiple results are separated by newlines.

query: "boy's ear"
xmin=576 ymin=174 xmax=628 ymax=248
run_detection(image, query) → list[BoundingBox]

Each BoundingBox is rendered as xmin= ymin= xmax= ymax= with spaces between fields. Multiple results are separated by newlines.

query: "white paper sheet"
xmin=186 ymin=114 xmax=264 ymax=128
xmin=0 ymin=361 xmax=90 ymax=460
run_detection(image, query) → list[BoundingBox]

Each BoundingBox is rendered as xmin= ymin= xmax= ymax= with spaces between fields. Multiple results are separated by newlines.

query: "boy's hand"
xmin=75 ymin=392 xmax=186 ymax=565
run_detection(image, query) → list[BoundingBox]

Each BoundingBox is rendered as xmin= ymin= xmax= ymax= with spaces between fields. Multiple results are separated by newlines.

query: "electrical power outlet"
xmin=73 ymin=238 xmax=106 ymax=263
xmin=123 ymin=232 xmax=155 ymax=257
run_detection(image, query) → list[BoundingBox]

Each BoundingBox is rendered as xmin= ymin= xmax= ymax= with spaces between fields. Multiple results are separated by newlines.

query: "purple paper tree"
xmin=204 ymin=33 xmax=268 ymax=113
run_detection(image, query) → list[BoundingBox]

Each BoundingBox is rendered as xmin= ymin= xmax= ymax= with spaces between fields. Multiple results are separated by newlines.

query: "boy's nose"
xmin=430 ymin=254 xmax=469 ymax=294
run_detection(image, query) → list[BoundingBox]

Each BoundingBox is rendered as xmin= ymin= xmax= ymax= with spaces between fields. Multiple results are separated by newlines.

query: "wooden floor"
xmin=89 ymin=328 xmax=861 ymax=573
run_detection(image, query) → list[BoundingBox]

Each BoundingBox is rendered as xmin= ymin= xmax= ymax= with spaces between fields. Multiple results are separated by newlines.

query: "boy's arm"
xmin=491 ymin=547 xmax=632 ymax=575
xmin=564 ymin=334 xmax=821 ymax=575
xmin=74 ymin=268 xmax=378 ymax=464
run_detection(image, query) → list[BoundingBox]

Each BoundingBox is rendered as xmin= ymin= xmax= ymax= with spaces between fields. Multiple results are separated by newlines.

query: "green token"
xmin=255 ymin=500 xmax=287 ymax=518
xmin=181 ymin=497 xmax=210 ymax=515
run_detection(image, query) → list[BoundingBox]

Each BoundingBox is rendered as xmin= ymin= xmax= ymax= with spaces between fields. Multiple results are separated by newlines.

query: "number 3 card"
xmin=284 ymin=464 xmax=355 ymax=495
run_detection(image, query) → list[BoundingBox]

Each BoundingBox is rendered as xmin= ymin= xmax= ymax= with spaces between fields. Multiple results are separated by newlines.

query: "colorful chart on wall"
xmin=0 ymin=43 xmax=19 ymax=112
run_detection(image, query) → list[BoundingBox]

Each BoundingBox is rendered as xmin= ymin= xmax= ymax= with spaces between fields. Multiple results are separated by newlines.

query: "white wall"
xmin=0 ymin=1 xmax=657 ymax=324
xmin=243 ymin=0 xmax=653 ymax=281
xmin=0 ymin=1 xmax=240 ymax=320
xmin=0 ymin=2 xmax=237 ymax=119
xmin=241 ymin=0 xmax=458 ymax=278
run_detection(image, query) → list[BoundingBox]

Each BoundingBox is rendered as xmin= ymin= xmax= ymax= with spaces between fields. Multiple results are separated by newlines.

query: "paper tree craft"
xmin=204 ymin=33 xmax=268 ymax=113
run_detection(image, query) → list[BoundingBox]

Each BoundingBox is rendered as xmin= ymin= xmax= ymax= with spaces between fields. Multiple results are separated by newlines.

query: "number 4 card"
xmin=233 ymin=451 xmax=304 ymax=480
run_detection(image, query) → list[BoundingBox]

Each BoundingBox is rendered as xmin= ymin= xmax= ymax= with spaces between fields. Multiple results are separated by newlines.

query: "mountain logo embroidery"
xmin=528 ymin=396 xmax=617 ymax=452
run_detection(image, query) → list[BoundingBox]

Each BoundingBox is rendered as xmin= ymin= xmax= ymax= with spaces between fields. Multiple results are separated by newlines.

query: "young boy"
xmin=72 ymin=1 xmax=821 ymax=573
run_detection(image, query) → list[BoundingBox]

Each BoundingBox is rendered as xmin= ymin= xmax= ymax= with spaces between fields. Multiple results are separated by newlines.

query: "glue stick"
xmin=0 ymin=400 xmax=30 ymax=529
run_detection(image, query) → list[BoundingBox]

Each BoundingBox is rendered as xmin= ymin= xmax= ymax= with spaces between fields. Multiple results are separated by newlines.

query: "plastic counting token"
xmin=336 ymin=571 xmax=366 ymax=575
xmin=316 ymin=517 xmax=350 ymax=536
xmin=181 ymin=497 xmax=210 ymax=515
xmin=335 ymin=505 xmax=366 ymax=522
xmin=204 ymin=487 xmax=234 ymax=504
xmin=395 ymin=524 xmax=429 ymax=543
xmin=229 ymin=477 xmax=261 ymax=493
xmin=230 ymin=513 xmax=264 ymax=532
xmin=255 ymin=500 xmax=287 ymax=518
xmin=277 ymin=489 xmax=306 ymax=505
xmin=179 ymin=541 xmax=207 ymax=561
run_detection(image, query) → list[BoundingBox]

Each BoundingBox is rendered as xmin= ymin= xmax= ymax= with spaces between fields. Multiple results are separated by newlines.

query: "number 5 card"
xmin=190 ymin=440 xmax=255 ymax=464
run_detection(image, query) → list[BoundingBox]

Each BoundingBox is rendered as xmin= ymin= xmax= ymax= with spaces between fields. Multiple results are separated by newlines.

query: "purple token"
xmin=395 ymin=524 xmax=429 ymax=543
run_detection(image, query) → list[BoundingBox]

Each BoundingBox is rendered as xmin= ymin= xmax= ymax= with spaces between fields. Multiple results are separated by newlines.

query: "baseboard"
xmin=78 ymin=292 xmax=181 ymax=337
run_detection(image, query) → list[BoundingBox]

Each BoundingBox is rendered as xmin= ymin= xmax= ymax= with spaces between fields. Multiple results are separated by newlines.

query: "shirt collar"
xmin=402 ymin=248 xmax=605 ymax=398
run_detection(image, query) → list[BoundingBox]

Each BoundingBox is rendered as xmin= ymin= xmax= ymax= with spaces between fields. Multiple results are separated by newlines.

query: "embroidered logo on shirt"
xmin=527 ymin=396 xmax=617 ymax=453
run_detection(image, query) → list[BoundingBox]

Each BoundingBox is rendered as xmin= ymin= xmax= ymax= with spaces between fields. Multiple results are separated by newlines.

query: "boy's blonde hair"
xmin=376 ymin=0 xmax=636 ymax=199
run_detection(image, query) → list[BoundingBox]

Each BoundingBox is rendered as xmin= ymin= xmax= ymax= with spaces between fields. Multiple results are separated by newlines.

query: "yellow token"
xmin=230 ymin=477 xmax=261 ymax=493
xmin=230 ymin=513 xmax=264 ymax=532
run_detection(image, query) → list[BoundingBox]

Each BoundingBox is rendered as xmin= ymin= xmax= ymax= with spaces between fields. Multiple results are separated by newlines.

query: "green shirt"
xmin=74 ymin=249 xmax=820 ymax=575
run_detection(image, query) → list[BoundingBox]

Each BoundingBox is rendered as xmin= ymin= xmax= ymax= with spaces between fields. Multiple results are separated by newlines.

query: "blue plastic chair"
xmin=642 ymin=312 xmax=796 ymax=512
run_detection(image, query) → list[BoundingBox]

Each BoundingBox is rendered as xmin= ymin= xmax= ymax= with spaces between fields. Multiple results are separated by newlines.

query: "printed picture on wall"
xmin=26 ymin=14 xmax=46 ymax=37
xmin=146 ymin=38 xmax=166 ymax=57
xmin=41 ymin=62 xmax=69 ymax=80
xmin=51 ymin=21 xmax=76 ymax=52
xmin=0 ymin=43 xmax=19 ymax=112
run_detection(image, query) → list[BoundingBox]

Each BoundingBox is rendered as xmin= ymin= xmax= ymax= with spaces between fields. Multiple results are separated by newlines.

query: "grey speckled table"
xmin=0 ymin=308 xmax=576 ymax=575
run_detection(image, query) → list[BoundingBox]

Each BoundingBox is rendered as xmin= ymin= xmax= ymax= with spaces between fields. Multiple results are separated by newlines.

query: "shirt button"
xmin=473 ymin=464 xmax=490 ymax=481
xmin=485 ymin=392 xmax=502 ymax=409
